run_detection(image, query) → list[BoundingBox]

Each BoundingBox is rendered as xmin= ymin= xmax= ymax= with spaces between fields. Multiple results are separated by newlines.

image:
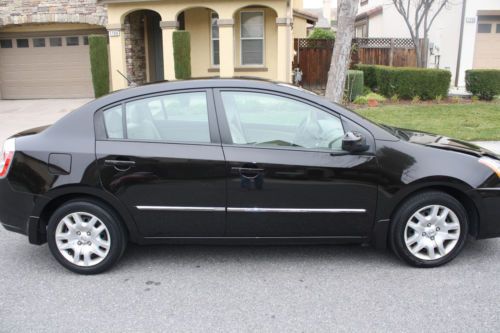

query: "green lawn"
xmin=355 ymin=103 xmax=500 ymax=141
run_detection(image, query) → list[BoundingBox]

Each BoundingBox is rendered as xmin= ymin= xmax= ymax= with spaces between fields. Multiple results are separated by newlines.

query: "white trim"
xmin=239 ymin=10 xmax=265 ymax=66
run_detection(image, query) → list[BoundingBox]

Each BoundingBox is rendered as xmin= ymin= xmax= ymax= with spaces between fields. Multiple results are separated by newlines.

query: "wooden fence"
xmin=293 ymin=38 xmax=426 ymax=90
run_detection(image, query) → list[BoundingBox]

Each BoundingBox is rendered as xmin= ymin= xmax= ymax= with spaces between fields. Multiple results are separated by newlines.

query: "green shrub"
xmin=173 ymin=31 xmax=191 ymax=80
xmin=465 ymin=69 xmax=500 ymax=100
xmin=412 ymin=95 xmax=421 ymax=104
xmin=376 ymin=66 xmax=451 ymax=100
xmin=390 ymin=94 xmax=399 ymax=103
xmin=88 ymin=35 xmax=110 ymax=98
xmin=354 ymin=64 xmax=378 ymax=90
xmin=362 ymin=86 xmax=372 ymax=95
xmin=345 ymin=70 xmax=364 ymax=101
xmin=353 ymin=95 xmax=368 ymax=105
xmin=366 ymin=92 xmax=386 ymax=102
xmin=308 ymin=28 xmax=335 ymax=40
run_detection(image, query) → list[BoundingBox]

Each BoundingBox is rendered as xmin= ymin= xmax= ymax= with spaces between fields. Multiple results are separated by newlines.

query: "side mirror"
xmin=342 ymin=131 xmax=369 ymax=153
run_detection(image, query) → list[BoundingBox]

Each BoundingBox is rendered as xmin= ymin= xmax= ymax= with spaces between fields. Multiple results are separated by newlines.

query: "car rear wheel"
xmin=390 ymin=191 xmax=468 ymax=267
xmin=47 ymin=200 xmax=127 ymax=274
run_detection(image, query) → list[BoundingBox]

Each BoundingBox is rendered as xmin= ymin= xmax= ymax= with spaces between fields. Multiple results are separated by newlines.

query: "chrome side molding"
xmin=136 ymin=206 xmax=366 ymax=213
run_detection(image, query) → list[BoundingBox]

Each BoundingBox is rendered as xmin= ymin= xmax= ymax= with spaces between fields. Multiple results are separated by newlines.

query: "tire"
xmin=390 ymin=191 xmax=468 ymax=268
xmin=47 ymin=199 xmax=127 ymax=274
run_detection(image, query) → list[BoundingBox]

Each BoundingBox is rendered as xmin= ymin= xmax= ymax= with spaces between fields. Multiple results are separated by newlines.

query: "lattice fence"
xmin=353 ymin=37 xmax=416 ymax=49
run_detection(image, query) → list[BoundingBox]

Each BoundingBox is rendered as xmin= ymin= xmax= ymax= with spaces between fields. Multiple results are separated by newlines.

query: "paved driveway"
xmin=1 ymin=100 xmax=500 ymax=332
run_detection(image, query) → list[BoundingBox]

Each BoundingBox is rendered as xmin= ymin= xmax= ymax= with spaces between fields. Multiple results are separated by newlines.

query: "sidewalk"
xmin=474 ymin=141 xmax=500 ymax=154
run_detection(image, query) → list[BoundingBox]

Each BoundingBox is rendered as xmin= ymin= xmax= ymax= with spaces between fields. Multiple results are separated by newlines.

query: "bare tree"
xmin=325 ymin=0 xmax=359 ymax=103
xmin=392 ymin=0 xmax=451 ymax=67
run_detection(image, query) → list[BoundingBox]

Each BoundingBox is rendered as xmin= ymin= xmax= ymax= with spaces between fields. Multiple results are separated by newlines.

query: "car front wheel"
xmin=47 ymin=200 xmax=127 ymax=274
xmin=390 ymin=191 xmax=468 ymax=267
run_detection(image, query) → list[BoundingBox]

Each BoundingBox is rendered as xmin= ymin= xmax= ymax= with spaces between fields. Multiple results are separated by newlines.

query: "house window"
xmin=211 ymin=12 xmax=220 ymax=66
xmin=83 ymin=36 xmax=89 ymax=45
xmin=497 ymin=24 xmax=500 ymax=33
xmin=50 ymin=37 xmax=62 ymax=47
xmin=355 ymin=22 xmax=368 ymax=38
xmin=478 ymin=23 xmax=492 ymax=33
xmin=33 ymin=38 xmax=46 ymax=48
xmin=66 ymin=36 xmax=79 ymax=46
xmin=0 ymin=39 xmax=12 ymax=48
xmin=240 ymin=11 xmax=264 ymax=66
xmin=16 ymin=39 xmax=29 ymax=48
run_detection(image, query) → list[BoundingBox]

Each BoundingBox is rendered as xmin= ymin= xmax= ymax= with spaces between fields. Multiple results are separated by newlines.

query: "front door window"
xmin=220 ymin=91 xmax=345 ymax=151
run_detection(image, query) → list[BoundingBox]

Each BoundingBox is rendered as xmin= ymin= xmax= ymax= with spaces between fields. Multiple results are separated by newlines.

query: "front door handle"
xmin=232 ymin=167 xmax=264 ymax=179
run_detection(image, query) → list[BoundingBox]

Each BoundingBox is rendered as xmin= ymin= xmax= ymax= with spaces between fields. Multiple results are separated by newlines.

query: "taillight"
xmin=0 ymin=138 xmax=15 ymax=179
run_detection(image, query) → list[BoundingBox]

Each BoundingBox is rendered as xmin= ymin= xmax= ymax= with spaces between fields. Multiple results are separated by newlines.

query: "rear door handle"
xmin=104 ymin=159 xmax=136 ymax=171
xmin=232 ymin=167 xmax=265 ymax=173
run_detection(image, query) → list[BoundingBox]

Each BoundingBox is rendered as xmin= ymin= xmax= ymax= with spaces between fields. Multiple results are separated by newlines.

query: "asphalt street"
xmin=1 ymin=100 xmax=500 ymax=332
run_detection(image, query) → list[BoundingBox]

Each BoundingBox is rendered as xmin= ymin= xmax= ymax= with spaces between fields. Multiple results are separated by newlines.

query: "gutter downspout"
xmin=455 ymin=0 xmax=467 ymax=87
xmin=287 ymin=0 xmax=292 ymax=83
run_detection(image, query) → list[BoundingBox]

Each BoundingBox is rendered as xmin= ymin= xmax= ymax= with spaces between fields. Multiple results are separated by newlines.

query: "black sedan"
xmin=1 ymin=79 xmax=499 ymax=274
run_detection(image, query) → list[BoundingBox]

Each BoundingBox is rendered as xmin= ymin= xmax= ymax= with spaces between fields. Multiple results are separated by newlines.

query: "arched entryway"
xmin=123 ymin=10 xmax=163 ymax=85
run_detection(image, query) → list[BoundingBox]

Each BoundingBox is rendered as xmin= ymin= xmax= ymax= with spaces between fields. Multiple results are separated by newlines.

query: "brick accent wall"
xmin=124 ymin=11 xmax=147 ymax=85
xmin=0 ymin=0 xmax=107 ymax=27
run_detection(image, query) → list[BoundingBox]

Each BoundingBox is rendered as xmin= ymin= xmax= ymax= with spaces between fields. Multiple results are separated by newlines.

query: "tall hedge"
xmin=354 ymin=64 xmax=451 ymax=100
xmin=173 ymin=31 xmax=191 ymax=80
xmin=345 ymin=70 xmax=364 ymax=101
xmin=88 ymin=35 xmax=110 ymax=98
xmin=465 ymin=70 xmax=500 ymax=100
xmin=354 ymin=64 xmax=377 ymax=90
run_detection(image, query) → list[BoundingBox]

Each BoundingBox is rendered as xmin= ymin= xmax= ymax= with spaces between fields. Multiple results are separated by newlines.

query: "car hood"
xmin=385 ymin=125 xmax=499 ymax=159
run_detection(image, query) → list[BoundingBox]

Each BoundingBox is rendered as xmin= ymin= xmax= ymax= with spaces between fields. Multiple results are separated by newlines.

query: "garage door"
xmin=473 ymin=18 xmax=500 ymax=69
xmin=0 ymin=35 xmax=95 ymax=99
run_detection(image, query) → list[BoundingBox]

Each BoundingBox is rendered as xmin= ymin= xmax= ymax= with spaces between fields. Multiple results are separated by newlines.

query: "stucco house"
xmin=0 ymin=0 xmax=316 ymax=100
xmin=354 ymin=0 xmax=500 ymax=88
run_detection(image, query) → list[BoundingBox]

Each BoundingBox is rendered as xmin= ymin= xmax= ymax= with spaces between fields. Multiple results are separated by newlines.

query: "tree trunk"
xmin=325 ymin=0 xmax=359 ymax=103
xmin=414 ymin=38 xmax=423 ymax=68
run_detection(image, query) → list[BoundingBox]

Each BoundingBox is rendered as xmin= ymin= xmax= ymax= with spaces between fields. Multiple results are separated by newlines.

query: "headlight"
xmin=479 ymin=157 xmax=500 ymax=177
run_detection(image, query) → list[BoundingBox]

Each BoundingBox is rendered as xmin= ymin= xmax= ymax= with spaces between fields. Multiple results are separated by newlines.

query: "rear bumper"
xmin=471 ymin=188 xmax=500 ymax=239
xmin=0 ymin=179 xmax=36 ymax=238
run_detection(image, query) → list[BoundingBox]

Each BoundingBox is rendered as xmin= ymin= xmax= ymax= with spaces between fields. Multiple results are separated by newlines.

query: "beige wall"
xmin=293 ymin=16 xmax=308 ymax=39
xmin=473 ymin=17 xmax=500 ymax=69
xmin=185 ymin=8 xmax=212 ymax=77
xmin=106 ymin=0 xmax=292 ymax=89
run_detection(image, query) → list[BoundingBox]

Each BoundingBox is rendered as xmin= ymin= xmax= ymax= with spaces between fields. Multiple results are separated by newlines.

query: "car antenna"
xmin=116 ymin=70 xmax=138 ymax=87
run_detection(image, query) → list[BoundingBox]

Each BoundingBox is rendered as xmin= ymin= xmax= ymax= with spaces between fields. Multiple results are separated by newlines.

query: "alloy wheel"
xmin=404 ymin=204 xmax=461 ymax=261
xmin=55 ymin=212 xmax=111 ymax=267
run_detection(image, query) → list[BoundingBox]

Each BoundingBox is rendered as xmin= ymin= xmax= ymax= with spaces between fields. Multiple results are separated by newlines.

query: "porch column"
xmin=107 ymin=24 xmax=127 ymax=91
xmin=217 ymin=19 xmax=235 ymax=78
xmin=276 ymin=18 xmax=293 ymax=83
xmin=160 ymin=21 xmax=178 ymax=81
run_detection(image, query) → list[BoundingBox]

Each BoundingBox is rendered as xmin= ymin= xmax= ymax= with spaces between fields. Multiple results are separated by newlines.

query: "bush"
xmin=88 ymin=35 xmax=110 ymax=98
xmin=354 ymin=64 xmax=378 ymax=90
xmin=308 ymin=28 xmax=335 ymax=40
xmin=173 ymin=31 xmax=191 ymax=80
xmin=353 ymin=95 xmax=368 ymax=105
xmin=345 ymin=70 xmax=364 ymax=101
xmin=365 ymin=92 xmax=386 ymax=102
xmin=376 ymin=66 xmax=451 ymax=100
xmin=354 ymin=64 xmax=451 ymax=100
xmin=465 ymin=69 xmax=500 ymax=100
